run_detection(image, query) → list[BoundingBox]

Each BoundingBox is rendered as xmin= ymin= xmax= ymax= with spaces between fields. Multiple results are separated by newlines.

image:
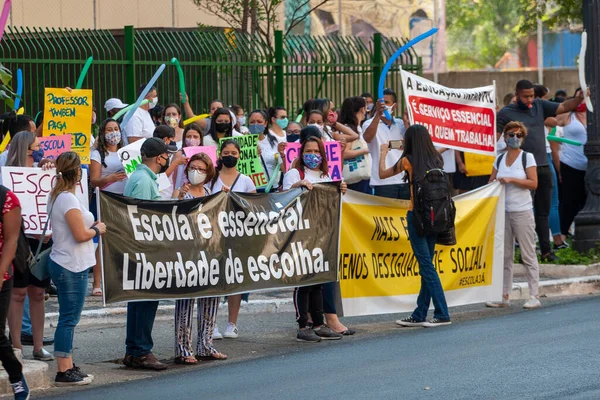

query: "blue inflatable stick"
xmin=14 ymin=68 xmax=22 ymax=110
xmin=378 ymin=28 xmax=438 ymax=120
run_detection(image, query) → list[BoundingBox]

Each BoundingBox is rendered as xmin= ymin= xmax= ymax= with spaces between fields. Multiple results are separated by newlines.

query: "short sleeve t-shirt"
xmin=203 ymin=131 xmax=244 ymax=147
xmin=0 ymin=190 xmax=20 ymax=281
xmin=496 ymin=99 xmax=559 ymax=166
xmin=495 ymin=151 xmax=537 ymax=212
xmin=49 ymin=192 xmax=96 ymax=272
xmin=91 ymin=149 xmax=127 ymax=194
xmin=259 ymin=131 xmax=287 ymax=186
xmin=362 ymin=117 xmax=407 ymax=186
xmin=209 ymin=174 xmax=256 ymax=194
xmin=123 ymin=108 xmax=155 ymax=140
xmin=282 ymin=168 xmax=332 ymax=190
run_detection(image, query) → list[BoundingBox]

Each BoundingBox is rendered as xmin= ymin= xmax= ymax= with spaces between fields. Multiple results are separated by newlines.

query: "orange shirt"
xmin=401 ymin=157 xmax=414 ymax=211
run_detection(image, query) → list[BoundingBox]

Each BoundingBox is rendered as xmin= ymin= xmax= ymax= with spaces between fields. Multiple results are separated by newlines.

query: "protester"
xmin=363 ymin=88 xmax=409 ymax=200
xmin=282 ymin=135 xmax=346 ymax=342
xmin=48 ymin=151 xmax=105 ymax=385
xmin=182 ymin=98 xmax=224 ymax=133
xmin=0 ymin=185 xmax=30 ymax=399
xmin=556 ymin=89 xmax=588 ymax=240
xmin=208 ymin=139 xmax=256 ymax=338
xmin=104 ymin=98 xmax=128 ymax=121
xmin=171 ymin=153 xmax=227 ymax=363
xmin=0 ymin=113 xmax=37 ymax=167
xmin=161 ymin=104 xmax=185 ymax=147
xmin=232 ymin=105 xmax=249 ymax=134
xmin=486 ymin=122 xmax=541 ymax=309
xmin=89 ymin=119 xmax=127 ymax=296
xmin=122 ymin=85 xmax=158 ymax=143
xmin=153 ymin=125 xmax=188 ymax=200
xmin=339 ymin=96 xmax=371 ymax=194
xmin=306 ymin=110 xmax=330 ymax=140
xmin=286 ymin=122 xmax=302 ymax=143
xmin=149 ymin=104 xmax=164 ymax=128
xmin=361 ymin=92 xmax=375 ymax=119
xmin=174 ymin=123 xmax=204 ymax=190
xmin=203 ymin=108 xmax=242 ymax=147
xmin=497 ymin=80 xmax=586 ymax=262
xmin=453 ymin=151 xmax=490 ymax=194
xmin=256 ymin=109 xmax=287 ymax=190
xmin=123 ymin=137 xmax=177 ymax=371
xmin=4 ymin=131 xmax=54 ymax=361
xmin=379 ymin=124 xmax=451 ymax=327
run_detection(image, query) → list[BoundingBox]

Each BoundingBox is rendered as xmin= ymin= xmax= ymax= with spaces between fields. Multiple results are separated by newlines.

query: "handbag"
xmin=342 ymin=139 xmax=372 ymax=184
xmin=29 ymin=199 xmax=55 ymax=281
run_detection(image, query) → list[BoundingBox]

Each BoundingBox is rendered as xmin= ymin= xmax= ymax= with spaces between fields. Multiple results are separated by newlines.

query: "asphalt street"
xmin=41 ymin=295 xmax=600 ymax=400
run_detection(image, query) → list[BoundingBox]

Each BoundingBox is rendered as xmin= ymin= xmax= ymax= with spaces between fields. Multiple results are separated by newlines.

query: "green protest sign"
xmin=219 ymin=134 xmax=267 ymax=188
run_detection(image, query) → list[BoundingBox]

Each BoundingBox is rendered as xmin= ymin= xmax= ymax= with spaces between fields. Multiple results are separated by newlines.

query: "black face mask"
xmin=221 ymin=155 xmax=238 ymax=168
xmin=517 ymin=99 xmax=531 ymax=111
xmin=215 ymin=122 xmax=230 ymax=133
xmin=158 ymin=155 xmax=170 ymax=174
xmin=287 ymin=134 xmax=300 ymax=143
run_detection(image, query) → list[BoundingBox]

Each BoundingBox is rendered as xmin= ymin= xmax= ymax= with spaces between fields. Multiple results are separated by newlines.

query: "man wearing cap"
xmin=104 ymin=98 xmax=128 ymax=122
xmin=122 ymin=85 xmax=159 ymax=143
xmin=122 ymin=137 xmax=177 ymax=371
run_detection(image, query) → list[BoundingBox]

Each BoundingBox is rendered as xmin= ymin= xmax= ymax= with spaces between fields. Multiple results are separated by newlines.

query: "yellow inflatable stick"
xmin=183 ymin=114 xmax=211 ymax=127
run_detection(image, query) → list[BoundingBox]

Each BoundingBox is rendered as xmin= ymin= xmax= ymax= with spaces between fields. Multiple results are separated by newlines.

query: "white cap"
xmin=104 ymin=98 xmax=128 ymax=112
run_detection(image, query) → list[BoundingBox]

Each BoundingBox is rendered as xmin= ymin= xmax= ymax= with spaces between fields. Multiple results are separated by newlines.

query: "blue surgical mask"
xmin=303 ymin=153 xmax=322 ymax=169
xmin=249 ymin=124 xmax=266 ymax=135
xmin=31 ymin=149 xmax=44 ymax=163
xmin=276 ymin=118 xmax=289 ymax=130
xmin=506 ymin=137 xmax=523 ymax=149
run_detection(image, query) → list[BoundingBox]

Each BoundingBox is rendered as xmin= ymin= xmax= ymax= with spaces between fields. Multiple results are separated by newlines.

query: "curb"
xmin=511 ymin=275 xmax=600 ymax=299
xmin=0 ymin=359 xmax=49 ymax=395
xmin=514 ymin=263 xmax=600 ymax=279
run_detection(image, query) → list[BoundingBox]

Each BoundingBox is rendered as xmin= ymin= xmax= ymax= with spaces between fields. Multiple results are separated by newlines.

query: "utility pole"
xmin=574 ymin=0 xmax=600 ymax=252
xmin=537 ymin=18 xmax=543 ymax=84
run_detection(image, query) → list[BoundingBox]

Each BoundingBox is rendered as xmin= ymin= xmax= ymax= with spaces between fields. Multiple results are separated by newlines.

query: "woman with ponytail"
xmin=253 ymin=110 xmax=287 ymax=191
xmin=48 ymin=152 xmax=106 ymax=386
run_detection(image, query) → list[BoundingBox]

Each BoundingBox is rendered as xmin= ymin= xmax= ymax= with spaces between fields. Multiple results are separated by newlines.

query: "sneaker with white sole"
xmin=423 ymin=318 xmax=452 ymax=328
xmin=223 ymin=322 xmax=238 ymax=339
xmin=213 ymin=325 xmax=223 ymax=340
xmin=395 ymin=316 xmax=426 ymax=327
xmin=523 ymin=296 xmax=541 ymax=309
xmin=33 ymin=348 xmax=54 ymax=361
xmin=296 ymin=328 xmax=321 ymax=343
xmin=485 ymin=299 xmax=510 ymax=308
xmin=313 ymin=325 xmax=342 ymax=340
xmin=10 ymin=374 xmax=29 ymax=400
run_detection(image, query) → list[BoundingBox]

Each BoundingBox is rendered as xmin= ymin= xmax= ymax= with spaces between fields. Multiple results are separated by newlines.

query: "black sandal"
xmin=174 ymin=356 xmax=198 ymax=365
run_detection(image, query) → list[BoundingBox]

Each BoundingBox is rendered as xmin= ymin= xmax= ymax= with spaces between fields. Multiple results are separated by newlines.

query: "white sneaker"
xmin=523 ymin=296 xmax=541 ymax=309
xmin=223 ymin=322 xmax=238 ymax=339
xmin=213 ymin=325 xmax=223 ymax=340
xmin=485 ymin=299 xmax=510 ymax=308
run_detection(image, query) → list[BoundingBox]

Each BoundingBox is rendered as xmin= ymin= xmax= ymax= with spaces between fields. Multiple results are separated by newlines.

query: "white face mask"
xmin=148 ymin=97 xmax=158 ymax=109
xmin=188 ymin=170 xmax=207 ymax=186
xmin=309 ymin=123 xmax=324 ymax=133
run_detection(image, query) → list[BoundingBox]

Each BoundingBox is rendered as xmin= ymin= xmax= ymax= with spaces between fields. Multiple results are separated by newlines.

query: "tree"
xmin=0 ymin=64 xmax=15 ymax=109
xmin=192 ymin=0 xmax=331 ymax=46
xmin=516 ymin=0 xmax=582 ymax=34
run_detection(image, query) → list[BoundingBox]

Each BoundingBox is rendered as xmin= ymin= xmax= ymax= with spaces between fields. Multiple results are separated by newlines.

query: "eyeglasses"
xmin=506 ymin=131 xmax=525 ymax=138
xmin=287 ymin=130 xmax=301 ymax=135
xmin=189 ymin=167 xmax=207 ymax=173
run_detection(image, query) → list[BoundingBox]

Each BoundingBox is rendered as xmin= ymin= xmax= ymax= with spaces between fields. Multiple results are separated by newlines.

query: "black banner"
xmin=99 ymin=184 xmax=341 ymax=303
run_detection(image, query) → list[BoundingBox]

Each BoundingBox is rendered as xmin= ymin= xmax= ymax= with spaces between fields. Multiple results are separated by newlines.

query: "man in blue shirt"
xmin=123 ymin=137 xmax=176 ymax=370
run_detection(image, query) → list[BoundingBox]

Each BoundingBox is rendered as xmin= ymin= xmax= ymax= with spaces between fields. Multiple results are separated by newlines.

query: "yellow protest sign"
xmin=339 ymin=182 xmax=505 ymax=316
xmin=43 ymin=88 xmax=93 ymax=164
xmin=464 ymin=152 xmax=495 ymax=177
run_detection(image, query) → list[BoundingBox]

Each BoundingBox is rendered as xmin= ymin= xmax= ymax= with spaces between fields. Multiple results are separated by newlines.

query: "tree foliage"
xmin=516 ymin=0 xmax=582 ymax=34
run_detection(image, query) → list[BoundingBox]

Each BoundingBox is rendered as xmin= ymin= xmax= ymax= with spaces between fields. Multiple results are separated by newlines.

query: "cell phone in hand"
xmin=388 ymin=140 xmax=404 ymax=150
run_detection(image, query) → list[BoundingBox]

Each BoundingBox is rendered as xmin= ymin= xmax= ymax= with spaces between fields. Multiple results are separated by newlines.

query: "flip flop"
xmin=338 ymin=329 xmax=356 ymax=336
xmin=196 ymin=351 xmax=228 ymax=361
xmin=174 ymin=356 xmax=198 ymax=365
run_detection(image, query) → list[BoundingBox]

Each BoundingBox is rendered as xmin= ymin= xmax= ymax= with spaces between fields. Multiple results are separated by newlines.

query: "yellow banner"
xmin=339 ymin=182 xmax=505 ymax=316
xmin=43 ymin=88 xmax=93 ymax=164
xmin=464 ymin=152 xmax=495 ymax=177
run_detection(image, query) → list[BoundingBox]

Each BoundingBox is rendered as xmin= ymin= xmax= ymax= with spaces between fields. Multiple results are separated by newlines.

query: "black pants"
xmin=534 ymin=166 xmax=553 ymax=255
xmin=559 ymin=162 xmax=587 ymax=236
xmin=0 ymin=279 xmax=23 ymax=383
xmin=294 ymin=284 xmax=324 ymax=329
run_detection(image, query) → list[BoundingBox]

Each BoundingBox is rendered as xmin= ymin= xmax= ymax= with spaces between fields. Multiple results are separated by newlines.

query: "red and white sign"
xmin=401 ymin=70 xmax=496 ymax=156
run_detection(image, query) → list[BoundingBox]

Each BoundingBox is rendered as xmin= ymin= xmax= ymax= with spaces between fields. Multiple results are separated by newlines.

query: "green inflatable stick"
xmin=171 ymin=58 xmax=186 ymax=104
xmin=547 ymin=127 xmax=582 ymax=146
xmin=112 ymin=99 xmax=150 ymax=121
xmin=75 ymin=56 xmax=94 ymax=89
xmin=264 ymin=155 xmax=283 ymax=193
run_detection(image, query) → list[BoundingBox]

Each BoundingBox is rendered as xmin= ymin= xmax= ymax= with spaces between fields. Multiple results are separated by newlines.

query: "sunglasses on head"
xmin=506 ymin=131 xmax=524 ymax=139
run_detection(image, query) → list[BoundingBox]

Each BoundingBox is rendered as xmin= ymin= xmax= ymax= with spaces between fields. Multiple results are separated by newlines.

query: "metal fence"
xmin=0 ymin=26 xmax=421 ymax=120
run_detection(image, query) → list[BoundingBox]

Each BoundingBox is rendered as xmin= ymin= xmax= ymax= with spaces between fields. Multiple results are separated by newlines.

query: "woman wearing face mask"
xmin=232 ymin=105 xmax=249 ymax=135
xmin=339 ymin=96 xmax=372 ymax=194
xmin=282 ymin=136 xmax=347 ymax=342
xmin=286 ymin=122 xmax=302 ymax=143
xmin=209 ymin=140 xmax=256 ymax=339
xmin=486 ymin=122 xmax=540 ymax=309
xmin=267 ymin=107 xmax=289 ymax=139
xmin=251 ymin=110 xmax=287 ymax=191
xmin=5 ymin=131 xmax=55 ymax=362
xmin=174 ymin=123 xmax=204 ymax=190
xmin=90 ymin=119 xmax=127 ymax=296
xmin=171 ymin=153 xmax=226 ymax=362
xmin=204 ymin=108 xmax=242 ymax=147
xmin=161 ymin=104 xmax=184 ymax=147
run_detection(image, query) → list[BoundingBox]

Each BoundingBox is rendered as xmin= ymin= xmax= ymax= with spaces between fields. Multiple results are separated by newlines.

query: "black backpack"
xmin=0 ymin=185 xmax=32 ymax=274
xmin=412 ymin=168 xmax=456 ymax=237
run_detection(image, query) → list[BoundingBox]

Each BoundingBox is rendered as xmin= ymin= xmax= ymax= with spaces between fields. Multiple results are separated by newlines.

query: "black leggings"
xmin=293 ymin=284 xmax=324 ymax=329
xmin=0 ymin=279 xmax=23 ymax=383
xmin=533 ymin=166 xmax=553 ymax=255
xmin=559 ymin=162 xmax=587 ymax=236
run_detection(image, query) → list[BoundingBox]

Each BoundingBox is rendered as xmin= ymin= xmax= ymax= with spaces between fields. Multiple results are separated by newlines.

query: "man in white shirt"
xmin=363 ymin=88 xmax=409 ymax=199
xmin=122 ymin=85 xmax=159 ymax=143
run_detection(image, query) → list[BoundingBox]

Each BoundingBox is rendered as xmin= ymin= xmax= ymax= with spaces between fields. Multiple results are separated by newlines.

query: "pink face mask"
xmin=185 ymin=138 xmax=201 ymax=147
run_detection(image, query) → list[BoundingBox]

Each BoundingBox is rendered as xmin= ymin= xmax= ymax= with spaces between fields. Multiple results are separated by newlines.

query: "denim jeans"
xmin=22 ymin=295 xmax=32 ymax=336
xmin=407 ymin=211 xmax=450 ymax=321
xmin=547 ymin=154 xmax=561 ymax=237
xmin=322 ymin=282 xmax=337 ymax=314
xmin=348 ymin=179 xmax=372 ymax=195
xmin=47 ymin=258 xmax=89 ymax=358
xmin=126 ymin=301 xmax=159 ymax=358
xmin=373 ymin=184 xmax=411 ymax=200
